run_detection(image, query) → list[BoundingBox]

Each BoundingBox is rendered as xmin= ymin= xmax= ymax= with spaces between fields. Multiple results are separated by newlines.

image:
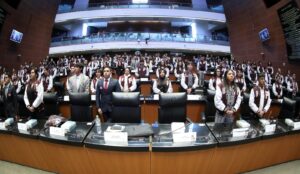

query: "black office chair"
xmin=240 ymin=93 xmax=253 ymax=120
xmin=69 ymin=92 xmax=93 ymax=122
xmin=158 ymin=92 xmax=187 ymax=124
xmin=111 ymin=92 xmax=141 ymax=123
xmin=278 ymin=97 xmax=297 ymax=119
xmin=17 ymin=94 xmax=29 ymax=118
xmin=43 ymin=92 xmax=59 ymax=118
xmin=0 ymin=97 xmax=4 ymax=117
xmin=134 ymin=79 xmax=141 ymax=93
xmin=53 ymin=82 xmax=65 ymax=98
xmin=201 ymin=89 xmax=216 ymax=122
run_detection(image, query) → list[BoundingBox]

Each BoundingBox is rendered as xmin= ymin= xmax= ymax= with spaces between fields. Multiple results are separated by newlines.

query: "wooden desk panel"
xmin=40 ymin=141 xmax=93 ymax=174
xmin=86 ymin=148 xmax=150 ymax=174
xmin=151 ymin=148 xmax=216 ymax=174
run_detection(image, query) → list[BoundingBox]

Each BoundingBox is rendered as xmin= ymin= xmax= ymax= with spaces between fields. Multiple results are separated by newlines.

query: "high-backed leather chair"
xmin=69 ymin=92 xmax=92 ymax=122
xmin=17 ymin=94 xmax=29 ymax=118
xmin=111 ymin=92 xmax=141 ymax=123
xmin=53 ymin=82 xmax=65 ymax=98
xmin=278 ymin=97 xmax=297 ymax=119
xmin=201 ymin=89 xmax=216 ymax=122
xmin=158 ymin=92 xmax=187 ymax=124
xmin=240 ymin=93 xmax=253 ymax=120
xmin=43 ymin=92 xmax=59 ymax=118
xmin=0 ymin=97 xmax=4 ymax=118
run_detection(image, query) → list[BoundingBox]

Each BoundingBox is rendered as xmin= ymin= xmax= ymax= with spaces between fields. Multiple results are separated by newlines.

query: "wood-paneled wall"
xmin=0 ymin=0 xmax=59 ymax=69
xmin=223 ymin=0 xmax=300 ymax=75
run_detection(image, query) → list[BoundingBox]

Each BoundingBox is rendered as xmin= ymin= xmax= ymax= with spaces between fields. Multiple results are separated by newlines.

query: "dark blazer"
xmin=96 ymin=78 xmax=121 ymax=113
xmin=1 ymin=84 xmax=18 ymax=117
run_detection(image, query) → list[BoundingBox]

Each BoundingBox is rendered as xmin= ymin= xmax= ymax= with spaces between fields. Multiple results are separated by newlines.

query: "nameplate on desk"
xmin=18 ymin=123 xmax=28 ymax=131
xmin=104 ymin=132 xmax=128 ymax=144
xmin=153 ymin=94 xmax=159 ymax=100
xmin=140 ymin=78 xmax=148 ymax=82
xmin=0 ymin=122 xmax=6 ymax=130
xmin=264 ymin=124 xmax=276 ymax=133
xmin=285 ymin=119 xmax=300 ymax=129
xmin=64 ymin=96 xmax=70 ymax=101
xmin=26 ymin=119 xmax=37 ymax=129
xmin=294 ymin=122 xmax=300 ymax=130
xmin=173 ymin=132 xmax=196 ymax=143
xmin=91 ymin=95 xmax=96 ymax=101
xmin=187 ymin=95 xmax=200 ymax=100
xmin=232 ymin=128 xmax=248 ymax=137
xmin=49 ymin=127 xmax=65 ymax=137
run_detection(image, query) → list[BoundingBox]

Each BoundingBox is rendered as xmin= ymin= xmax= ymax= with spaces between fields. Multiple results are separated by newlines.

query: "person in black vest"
xmin=214 ymin=69 xmax=242 ymax=123
xmin=119 ymin=67 xmax=137 ymax=92
xmin=235 ymin=69 xmax=246 ymax=95
xmin=24 ymin=68 xmax=44 ymax=119
xmin=249 ymin=73 xmax=272 ymax=119
xmin=96 ymin=66 xmax=121 ymax=122
xmin=40 ymin=67 xmax=53 ymax=93
xmin=1 ymin=73 xmax=18 ymax=118
xmin=180 ymin=62 xmax=199 ymax=94
xmin=153 ymin=69 xmax=173 ymax=94
xmin=135 ymin=60 xmax=149 ymax=78
xmin=272 ymin=76 xmax=283 ymax=99
xmin=209 ymin=68 xmax=222 ymax=91
xmin=197 ymin=56 xmax=207 ymax=87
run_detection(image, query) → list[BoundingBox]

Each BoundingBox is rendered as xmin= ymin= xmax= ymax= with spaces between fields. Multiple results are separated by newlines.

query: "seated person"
xmin=119 ymin=67 xmax=137 ymax=92
xmin=180 ymin=62 xmax=199 ymax=94
xmin=249 ymin=73 xmax=272 ymax=119
xmin=135 ymin=60 xmax=149 ymax=78
xmin=156 ymin=60 xmax=170 ymax=78
xmin=153 ymin=69 xmax=173 ymax=94
xmin=214 ymin=70 xmax=242 ymax=123
xmin=11 ymin=73 xmax=22 ymax=94
xmin=174 ymin=61 xmax=185 ymax=80
xmin=235 ymin=69 xmax=247 ymax=94
xmin=287 ymin=73 xmax=299 ymax=98
xmin=90 ymin=69 xmax=102 ymax=94
xmin=272 ymin=76 xmax=283 ymax=99
xmin=209 ymin=68 xmax=223 ymax=90
xmin=39 ymin=67 xmax=53 ymax=92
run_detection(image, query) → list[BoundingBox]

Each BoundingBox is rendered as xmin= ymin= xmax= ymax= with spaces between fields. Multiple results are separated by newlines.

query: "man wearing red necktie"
xmin=96 ymin=66 xmax=121 ymax=122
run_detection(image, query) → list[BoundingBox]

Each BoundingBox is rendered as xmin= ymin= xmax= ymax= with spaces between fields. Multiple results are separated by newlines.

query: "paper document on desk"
xmin=171 ymin=122 xmax=185 ymax=134
xmin=187 ymin=95 xmax=200 ymax=100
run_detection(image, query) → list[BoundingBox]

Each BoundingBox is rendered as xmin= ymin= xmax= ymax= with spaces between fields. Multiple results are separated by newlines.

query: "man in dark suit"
xmin=96 ymin=66 xmax=121 ymax=121
xmin=1 ymin=73 xmax=18 ymax=118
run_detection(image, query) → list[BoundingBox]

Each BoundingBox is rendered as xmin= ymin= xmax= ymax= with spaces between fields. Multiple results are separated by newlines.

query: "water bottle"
xmin=95 ymin=115 xmax=102 ymax=134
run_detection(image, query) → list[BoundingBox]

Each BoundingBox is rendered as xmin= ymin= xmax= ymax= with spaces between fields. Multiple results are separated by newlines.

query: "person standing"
xmin=214 ymin=69 xmax=242 ymax=123
xmin=96 ymin=67 xmax=121 ymax=122
xmin=24 ymin=68 xmax=44 ymax=119
xmin=67 ymin=63 xmax=90 ymax=93
xmin=249 ymin=73 xmax=272 ymax=119
xmin=2 ymin=73 xmax=18 ymax=118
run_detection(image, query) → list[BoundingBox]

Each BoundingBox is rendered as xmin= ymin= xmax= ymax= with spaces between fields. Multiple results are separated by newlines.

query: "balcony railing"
xmin=57 ymin=1 xmax=223 ymax=13
xmin=50 ymin=32 xmax=229 ymax=47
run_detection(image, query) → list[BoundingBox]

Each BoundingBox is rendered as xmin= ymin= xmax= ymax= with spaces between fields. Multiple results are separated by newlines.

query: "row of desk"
xmin=0 ymin=119 xmax=300 ymax=174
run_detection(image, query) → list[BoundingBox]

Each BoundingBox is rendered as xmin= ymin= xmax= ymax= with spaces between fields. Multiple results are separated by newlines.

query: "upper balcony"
xmin=55 ymin=1 xmax=225 ymax=24
xmin=49 ymin=32 xmax=230 ymax=55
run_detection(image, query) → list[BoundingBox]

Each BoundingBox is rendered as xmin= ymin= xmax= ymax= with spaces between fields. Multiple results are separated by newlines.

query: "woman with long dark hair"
xmin=214 ymin=69 xmax=242 ymax=123
xmin=24 ymin=68 xmax=44 ymax=119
